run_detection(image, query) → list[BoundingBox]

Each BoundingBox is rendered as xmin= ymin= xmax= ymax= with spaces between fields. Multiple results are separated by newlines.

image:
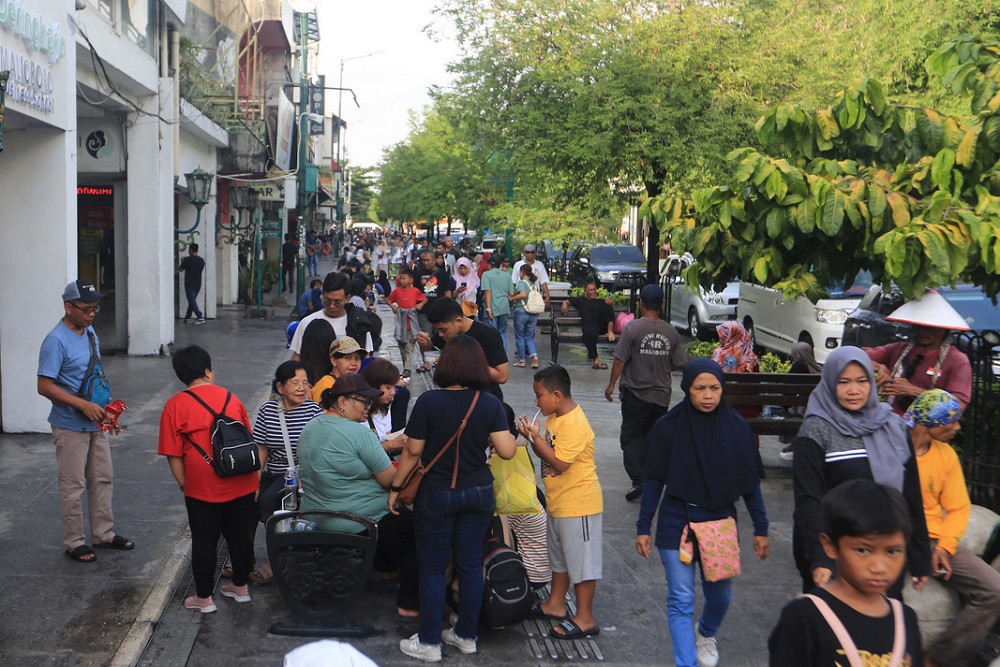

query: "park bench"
xmin=266 ymin=510 xmax=378 ymax=637
xmin=723 ymin=372 xmax=821 ymax=437
xmin=548 ymin=272 xmax=644 ymax=364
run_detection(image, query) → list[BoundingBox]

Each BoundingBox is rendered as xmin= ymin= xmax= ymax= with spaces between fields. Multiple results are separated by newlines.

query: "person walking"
xmin=37 ymin=280 xmax=135 ymax=563
xmin=179 ymin=243 xmax=206 ymax=325
xmin=605 ymin=285 xmax=687 ymax=502
xmin=157 ymin=345 xmax=257 ymax=613
xmin=281 ymin=233 xmax=298 ymax=294
xmin=481 ymin=254 xmax=512 ymax=348
xmin=511 ymin=244 xmax=551 ymax=311
xmin=636 ymin=359 xmax=769 ymax=667
xmin=510 ymin=264 xmax=541 ymax=369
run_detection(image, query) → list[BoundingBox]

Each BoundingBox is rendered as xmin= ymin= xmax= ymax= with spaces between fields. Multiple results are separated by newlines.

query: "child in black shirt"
xmin=769 ymin=480 xmax=923 ymax=666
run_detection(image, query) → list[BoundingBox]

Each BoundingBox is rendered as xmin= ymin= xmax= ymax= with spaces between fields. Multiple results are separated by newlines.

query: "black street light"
xmin=178 ymin=167 xmax=213 ymax=234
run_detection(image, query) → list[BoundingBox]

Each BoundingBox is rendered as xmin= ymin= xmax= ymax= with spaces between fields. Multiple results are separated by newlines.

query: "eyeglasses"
xmin=524 ymin=251 xmax=535 ymax=255
xmin=68 ymin=302 xmax=101 ymax=315
xmin=282 ymin=380 xmax=310 ymax=389
xmin=345 ymin=395 xmax=374 ymax=410
xmin=321 ymin=297 xmax=346 ymax=306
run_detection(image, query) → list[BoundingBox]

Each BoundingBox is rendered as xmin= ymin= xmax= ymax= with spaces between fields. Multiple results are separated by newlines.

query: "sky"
xmin=315 ymin=1 xmax=459 ymax=169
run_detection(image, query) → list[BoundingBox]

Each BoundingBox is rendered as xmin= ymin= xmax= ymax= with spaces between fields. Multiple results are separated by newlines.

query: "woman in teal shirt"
xmin=298 ymin=373 xmax=419 ymax=617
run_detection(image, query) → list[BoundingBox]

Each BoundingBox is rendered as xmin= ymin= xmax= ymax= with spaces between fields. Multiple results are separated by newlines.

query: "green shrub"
xmin=759 ymin=353 xmax=792 ymax=373
xmin=685 ymin=340 xmax=719 ymax=359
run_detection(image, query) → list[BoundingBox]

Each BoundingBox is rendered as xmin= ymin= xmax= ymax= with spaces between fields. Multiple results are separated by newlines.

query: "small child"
xmin=768 ymin=479 xmax=924 ymax=666
xmin=517 ymin=365 xmax=602 ymax=640
xmin=386 ymin=268 xmax=425 ymax=376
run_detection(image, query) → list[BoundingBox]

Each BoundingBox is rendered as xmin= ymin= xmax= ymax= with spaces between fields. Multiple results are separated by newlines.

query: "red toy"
xmin=97 ymin=399 xmax=128 ymax=434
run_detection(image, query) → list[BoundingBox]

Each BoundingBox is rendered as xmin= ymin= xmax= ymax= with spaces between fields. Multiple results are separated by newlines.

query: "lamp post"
xmin=335 ymin=51 xmax=381 ymax=227
xmin=178 ymin=167 xmax=213 ymax=235
xmin=290 ymin=0 xmax=319 ymax=301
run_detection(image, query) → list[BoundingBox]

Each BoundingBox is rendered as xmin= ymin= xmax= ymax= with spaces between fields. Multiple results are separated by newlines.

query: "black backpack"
xmin=182 ymin=390 xmax=260 ymax=478
xmin=481 ymin=542 xmax=533 ymax=628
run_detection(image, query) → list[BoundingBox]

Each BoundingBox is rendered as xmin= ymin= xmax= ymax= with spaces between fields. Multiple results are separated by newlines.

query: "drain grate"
xmin=519 ymin=589 xmax=605 ymax=661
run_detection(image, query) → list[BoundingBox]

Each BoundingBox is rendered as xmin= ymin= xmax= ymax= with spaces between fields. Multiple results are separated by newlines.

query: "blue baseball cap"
xmin=62 ymin=279 xmax=105 ymax=303
xmin=639 ymin=284 xmax=663 ymax=306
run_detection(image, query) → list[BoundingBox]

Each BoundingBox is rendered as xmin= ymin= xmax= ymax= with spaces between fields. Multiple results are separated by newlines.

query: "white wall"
xmin=177 ymin=131 xmax=220 ymax=318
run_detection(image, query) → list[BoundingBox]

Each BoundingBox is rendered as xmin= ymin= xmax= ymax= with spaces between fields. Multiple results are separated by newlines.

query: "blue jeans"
xmin=306 ymin=252 xmax=319 ymax=276
xmin=184 ymin=285 xmax=203 ymax=319
xmin=512 ymin=309 xmax=537 ymax=362
xmin=413 ymin=483 xmax=495 ymax=645
xmin=659 ymin=548 xmax=733 ymax=667
xmin=487 ymin=313 xmax=508 ymax=351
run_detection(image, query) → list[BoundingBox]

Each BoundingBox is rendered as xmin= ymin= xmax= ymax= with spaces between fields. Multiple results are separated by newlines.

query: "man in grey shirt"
xmin=605 ymin=284 xmax=687 ymax=501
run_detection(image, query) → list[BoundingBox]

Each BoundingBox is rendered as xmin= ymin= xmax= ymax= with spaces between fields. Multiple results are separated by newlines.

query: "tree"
xmin=642 ymin=35 xmax=1000 ymax=300
xmin=347 ymin=167 xmax=376 ymax=222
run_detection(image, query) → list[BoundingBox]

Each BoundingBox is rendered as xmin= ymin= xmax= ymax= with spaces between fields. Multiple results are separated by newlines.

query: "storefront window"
xmin=121 ymin=0 xmax=156 ymax=55
xmin=91 ymin=0 xmax=113 ymax=22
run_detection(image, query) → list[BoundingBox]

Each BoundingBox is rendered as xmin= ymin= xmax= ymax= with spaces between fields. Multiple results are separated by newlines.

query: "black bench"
xmin=549 ymin=298 xmax=613 ymax=364
xmin=723 ymin=372 xmax=821 ymax=436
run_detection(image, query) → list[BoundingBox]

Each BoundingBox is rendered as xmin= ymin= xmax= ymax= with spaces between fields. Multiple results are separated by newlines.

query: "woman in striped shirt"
xmin=250 ymin=360 xmax=321 ymax=584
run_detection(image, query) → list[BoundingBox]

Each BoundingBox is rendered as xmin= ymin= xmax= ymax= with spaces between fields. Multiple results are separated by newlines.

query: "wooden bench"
xmin=723 ymin=372 xmax=821 ymax=436
xmin=549 ymin=297 xmax=613 ymax=364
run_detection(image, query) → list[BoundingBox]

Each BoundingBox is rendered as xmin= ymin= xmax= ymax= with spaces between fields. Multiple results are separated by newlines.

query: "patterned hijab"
xmin=804 ymin=347 xmax=911 ymax=491
xmin=712 ymin=321 xmax=759 ymax=372
xmin=904 ymin=389 xmax=963 ymax=428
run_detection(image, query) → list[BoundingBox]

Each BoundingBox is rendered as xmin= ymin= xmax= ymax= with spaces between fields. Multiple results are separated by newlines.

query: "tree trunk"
xmin=644 ymin=179 xmax=663 ymax=286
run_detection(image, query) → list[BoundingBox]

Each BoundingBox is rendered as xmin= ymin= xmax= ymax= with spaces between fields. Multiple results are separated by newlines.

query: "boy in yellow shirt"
xmin=518 ymin=365 xmax=603 ymax=640
xmin=907 ymin=389 xmax=1000 ymax=667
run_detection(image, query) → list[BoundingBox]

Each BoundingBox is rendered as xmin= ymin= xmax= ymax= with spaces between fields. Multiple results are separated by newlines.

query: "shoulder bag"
xmin=396 ymin=391 xmax=480 ymax=505
xmin=524 ymin=282 xmax=545 ymax=315
xmin=799 ymin=594 xmax=905 ymax=667
xmin=679 ymin=512 xmax=741 ymax=582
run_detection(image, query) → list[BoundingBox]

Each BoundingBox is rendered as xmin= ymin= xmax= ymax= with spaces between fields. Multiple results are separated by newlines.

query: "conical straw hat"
xmin=885 ymin=289 xmax=970 ymax=331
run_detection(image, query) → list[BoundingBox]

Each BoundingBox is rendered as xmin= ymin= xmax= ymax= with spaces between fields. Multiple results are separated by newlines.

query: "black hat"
xmin=328 ymin=373 xmax=382 ymax=398
xmin=62 ymin=279 xmax=105 ymax=303
xmin=488 ymin=254 xmax=503 ymax=267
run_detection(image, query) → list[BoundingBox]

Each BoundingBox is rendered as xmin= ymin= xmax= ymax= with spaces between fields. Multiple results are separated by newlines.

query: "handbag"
xmin=800 ymin=594 xmax=905 ymax=667
xmin=679 ymin=516 xmax=741 ymax=582
xmin=613 ymin=311 xmax=634 ymax=335
xmin=492 ymin=446 xmax=542 ymax=515
xmin=396 ymin=391 xmax=480 ymax=504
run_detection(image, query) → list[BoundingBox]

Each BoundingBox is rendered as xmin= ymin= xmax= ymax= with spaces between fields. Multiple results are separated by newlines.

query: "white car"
xmin=737 ymin=271 xmax=872 ymax=363
xmin=660 ymin=254 xmax=739 ymax=339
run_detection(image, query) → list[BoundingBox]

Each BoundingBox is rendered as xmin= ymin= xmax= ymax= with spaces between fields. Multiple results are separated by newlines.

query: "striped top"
xmin=253 ymin=400 xmax=322 ymax=473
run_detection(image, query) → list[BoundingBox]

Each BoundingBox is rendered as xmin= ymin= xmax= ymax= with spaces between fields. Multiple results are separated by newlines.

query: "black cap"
xmin=62 ymin=279 xmax=105 ymax=303
xmin=328 ymin=373 xmax=382 ymax=398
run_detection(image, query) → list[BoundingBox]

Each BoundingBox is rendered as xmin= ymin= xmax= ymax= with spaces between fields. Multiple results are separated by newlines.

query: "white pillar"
xmin=125 ymin=79 xmax=176 ymax=355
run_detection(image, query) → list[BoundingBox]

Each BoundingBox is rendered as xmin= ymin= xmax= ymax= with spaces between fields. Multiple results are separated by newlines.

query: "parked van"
xmin=737 ymin=271 xmax=872 ymax=364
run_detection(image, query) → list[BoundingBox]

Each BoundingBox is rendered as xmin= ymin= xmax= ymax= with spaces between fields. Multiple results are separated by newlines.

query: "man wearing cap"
xmin=864 ymin=290 xmax=973 ymax=416
xmin=481 ymin=253 xmax=512 ymax=345
xmin=605 ymin=284 xmax=687 ymax=502
xmin=37 ymin=280 xmax=134 ymax=563
xmin=512 ymin=244 xmax=550 ymax=311
xmin=906 ymin=389 xmax=1000 ymax=667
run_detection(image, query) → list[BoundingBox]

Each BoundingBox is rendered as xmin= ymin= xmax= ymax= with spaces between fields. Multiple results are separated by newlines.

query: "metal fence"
xmin=953 ymin=330 xmax=1000 ymax=513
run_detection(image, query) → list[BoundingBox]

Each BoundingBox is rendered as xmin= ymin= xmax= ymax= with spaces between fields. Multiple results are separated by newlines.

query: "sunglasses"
xmin=345 ymin=395 xmax=374 ymax=410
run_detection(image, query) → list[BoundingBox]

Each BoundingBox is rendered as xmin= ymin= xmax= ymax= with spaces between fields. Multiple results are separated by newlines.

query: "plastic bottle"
xmin=761 ymin=405 xmax=772 ymax=419
xmin=281 ymin=471 xmax=298 ymax=512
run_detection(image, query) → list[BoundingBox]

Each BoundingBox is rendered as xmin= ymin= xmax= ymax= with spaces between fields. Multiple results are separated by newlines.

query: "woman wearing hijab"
xmin=792 ymin=346 xmax=931 ymax=597
xmin=711 ymin=321 xmax=759 ymax=372
xmin=453 ymin=257 xmax=480 ymax=318
xmin=636 ymin=359 xmax=770 ymax=667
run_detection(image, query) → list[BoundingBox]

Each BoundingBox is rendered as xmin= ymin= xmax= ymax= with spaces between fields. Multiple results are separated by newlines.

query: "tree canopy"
xmin=643 ymin=35 xmax=1000 ymax=300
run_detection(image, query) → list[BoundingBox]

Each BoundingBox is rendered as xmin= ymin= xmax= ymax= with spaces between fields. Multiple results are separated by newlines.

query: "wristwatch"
xmin=389 ymin=483 xmax=403 ymax=492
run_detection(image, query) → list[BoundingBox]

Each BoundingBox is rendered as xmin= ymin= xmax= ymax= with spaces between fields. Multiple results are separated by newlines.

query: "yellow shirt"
xmin=915 ymin=439 xmax=970 ymax=555
xmin=540 ymin=405 xmax=603 ymax=518
xmin=309 ymin=375 xmax=335 ymax=404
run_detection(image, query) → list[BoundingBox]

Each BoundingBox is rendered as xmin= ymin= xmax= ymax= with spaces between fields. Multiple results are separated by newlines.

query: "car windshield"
xmin=940 ymin=287 xmax=1000 ymax=330
xmin=826 ymin=270 xmax=874 ymax=298
xmin=592 ymin=245 xmax=644 ymax=263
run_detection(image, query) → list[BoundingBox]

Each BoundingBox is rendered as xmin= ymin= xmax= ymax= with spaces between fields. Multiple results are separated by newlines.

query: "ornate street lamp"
xmin=218 ymin=182 xmax=261 ymax=242
xmin=177 ymin=167 xmax=213 ymax=233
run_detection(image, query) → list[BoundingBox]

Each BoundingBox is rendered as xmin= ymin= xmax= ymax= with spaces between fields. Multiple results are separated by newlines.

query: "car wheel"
xmin=688 ymin=308 xmax=702 ymax=340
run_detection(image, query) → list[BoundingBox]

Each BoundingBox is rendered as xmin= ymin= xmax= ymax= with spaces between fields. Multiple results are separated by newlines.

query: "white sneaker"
xmin=194 ymin=318 xmax=206 ymax=325
xmin=399 ymin=634 xmax=441 ymax=662
xmin=442 ymin=627 xmax=477 ymax=654
xmin=779 ymin=447 xmax=794 ymax=461
xmin=696 ymin=631 xmax=719 ymax=667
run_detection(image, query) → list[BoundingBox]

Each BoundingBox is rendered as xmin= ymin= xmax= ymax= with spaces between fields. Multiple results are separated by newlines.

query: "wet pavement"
xmin=2 ymin=254 xmax=808 ymax=666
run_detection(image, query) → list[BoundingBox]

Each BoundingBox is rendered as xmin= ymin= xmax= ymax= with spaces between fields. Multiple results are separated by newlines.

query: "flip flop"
xmin=95 ymin=535 xmax=135 ymax=550
xmin=249 ymin=561 xmax=274 ymax=585
xmin=527 ymin=601 xmax=569 ymax=621
xmin=65 ymin=545 xmax=97 ymax=563
xmin=592 ymin=362 xmax=608 ymax=370
xmin=513 ymin=361 xmax=526 ymax=368
xmin=550 ymin=618 xmax=599 ymax=640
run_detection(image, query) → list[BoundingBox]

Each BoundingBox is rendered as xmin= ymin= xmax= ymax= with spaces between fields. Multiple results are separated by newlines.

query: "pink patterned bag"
xmin=680 ymin=517 xmax=741 ymax=582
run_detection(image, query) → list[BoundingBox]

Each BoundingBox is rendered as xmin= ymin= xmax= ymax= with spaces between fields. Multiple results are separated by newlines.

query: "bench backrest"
xmin=723 ymin=372 xmax=821 ymax=408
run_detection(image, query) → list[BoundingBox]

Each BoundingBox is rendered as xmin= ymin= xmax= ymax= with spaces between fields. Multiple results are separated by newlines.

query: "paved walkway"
xmin=4 ymin=263 xmax=811 ymax=666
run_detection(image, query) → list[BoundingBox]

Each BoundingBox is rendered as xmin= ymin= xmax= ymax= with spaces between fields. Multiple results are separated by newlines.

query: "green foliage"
xmin=568 ymin=286 xmax=630 ymax=305
xmin=643 ymin=35 xmax=1000 ymax=300
xmin=759 ymin=353 xmax=793 ymax=374
xmin=685 ymin=340 xmax=720 ymax=359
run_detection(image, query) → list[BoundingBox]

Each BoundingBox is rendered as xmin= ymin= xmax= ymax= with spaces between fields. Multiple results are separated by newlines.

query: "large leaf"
xmin=931 ymin=148 xmax=955 ymax=191
xmin=815 ymin=109 xmax=840 ymax=142
xmin=956 ymin=126 xmax=981 ymax=166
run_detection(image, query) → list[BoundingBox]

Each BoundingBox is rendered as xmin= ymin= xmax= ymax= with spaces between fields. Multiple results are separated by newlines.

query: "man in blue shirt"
xmin=37 ymin=280 xmax=134 ymax=563
xmin=305 ymin=229 xmax=323 ymax=276
xmin=296 ymin=278 xmax=323 ymax=318
xmin=179 ymin=243 xmax=207 ymax=324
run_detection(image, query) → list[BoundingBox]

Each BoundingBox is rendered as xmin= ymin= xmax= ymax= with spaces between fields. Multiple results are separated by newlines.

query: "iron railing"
xmin=952 ymin=329 xmax=1000 ymax=513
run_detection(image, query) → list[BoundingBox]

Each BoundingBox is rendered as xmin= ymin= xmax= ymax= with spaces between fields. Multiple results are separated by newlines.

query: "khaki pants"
xmin=927 ymin=540 xmax=1000 ymax=666
xmin=53 ymin=426 xmax=115 ymax=550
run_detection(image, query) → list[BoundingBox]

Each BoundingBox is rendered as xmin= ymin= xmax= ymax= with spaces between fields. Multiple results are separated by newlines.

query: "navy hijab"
xmin=644 ymin=359 xmax=764 ymax=510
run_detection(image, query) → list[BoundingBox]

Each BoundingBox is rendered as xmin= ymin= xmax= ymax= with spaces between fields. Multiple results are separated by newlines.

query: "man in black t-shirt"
xmin=179 ymin=244 xmax=207 ymax=324
xmin=418 ymin=298 xmax=508 ymax=400
xmin=413 ymin=249 xmax=453 ymax=372
xmin=563 ymin=279 xmax=616 ymax=369
xmin=281 ymin=233 xmax=298 ymax=293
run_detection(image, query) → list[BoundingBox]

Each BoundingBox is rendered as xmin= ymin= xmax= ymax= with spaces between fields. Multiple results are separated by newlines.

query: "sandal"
xmin=65 ymin=545 xmax=97 ymax=563
xmin=550 ymin=618 xmax=600 ymax=640
xmin=249 ymin=561 xmax=274 ymax=585
xmin=95 ymin=535 xmax=135 ymax=550
xmin=513 ymin=361 xmax=526 ymax=368
xmin=220 ymin=564 xmax=233 ymax=579
xmin=592 ymin=362 xmax=608 ymax=370
xmin=531 ymin=357 xmax=540 ymax=369
xmin=527 ymin=601 xmax=569 ymax=621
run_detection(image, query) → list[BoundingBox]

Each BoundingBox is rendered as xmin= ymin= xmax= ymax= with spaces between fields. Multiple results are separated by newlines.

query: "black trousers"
xmin=185 ymin=493 xmax=255 ymax=597
xmin=619 ymin=388 xmax=670 ymax=486
xmin=582 ymin=323 xmax=601 ymax=360
xmin=374 ymin=509 xmax=420 ymax=611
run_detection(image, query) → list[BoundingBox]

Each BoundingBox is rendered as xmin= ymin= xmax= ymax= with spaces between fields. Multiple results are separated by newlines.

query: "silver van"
xmin=738 ymin=271 xmax=872 ymax=364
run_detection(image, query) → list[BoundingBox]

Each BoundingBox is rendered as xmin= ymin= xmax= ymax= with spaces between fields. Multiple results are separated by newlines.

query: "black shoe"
xmin=625 ymin=485 xmax=643 ymax=502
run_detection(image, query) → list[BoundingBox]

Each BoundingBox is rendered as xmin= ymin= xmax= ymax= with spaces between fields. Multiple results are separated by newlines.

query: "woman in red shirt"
xmin=158 ymin=345 xmax=259 ymax=614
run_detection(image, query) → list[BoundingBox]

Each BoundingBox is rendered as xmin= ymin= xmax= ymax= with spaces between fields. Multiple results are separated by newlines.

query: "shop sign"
xmin=0 ymin=0 xmax=67 ymax=64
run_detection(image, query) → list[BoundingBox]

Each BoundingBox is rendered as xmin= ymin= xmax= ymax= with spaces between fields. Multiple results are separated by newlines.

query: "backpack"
xmin=77 ymin=330 xmax=111 ymax=408
xmin=481 ymin=542 xmax=533 ymax=627
xmin=524 ymin=281 xmax=545 ymax=314
xmin=182 ymin=390 xmax=260 ymax=478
